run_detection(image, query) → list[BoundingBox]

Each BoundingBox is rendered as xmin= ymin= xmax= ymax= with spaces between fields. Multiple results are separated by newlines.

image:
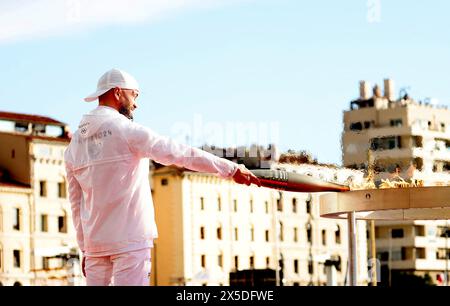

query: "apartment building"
xmin=0 ymin=111 xmax=81 ymax=286
xmin=342 ymin=79 xmax=450 ymax=285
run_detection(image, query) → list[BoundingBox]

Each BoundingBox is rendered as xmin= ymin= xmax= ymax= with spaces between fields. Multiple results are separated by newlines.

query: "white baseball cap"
xmin=84 ymin=68 xmax=140 ymax=102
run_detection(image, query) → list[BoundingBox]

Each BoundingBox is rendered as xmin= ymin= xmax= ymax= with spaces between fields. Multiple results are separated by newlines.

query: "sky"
xmin=1 ymin=0 xmax=449 ymax=165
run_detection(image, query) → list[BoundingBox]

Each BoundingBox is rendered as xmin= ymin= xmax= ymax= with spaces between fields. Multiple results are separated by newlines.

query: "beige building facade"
xmin=342 ymin=79 xmax=450 ymax=285
xmin=150 ymin=163 xmax=368 ymax=286
xmin=0 ymin=111 xmax=82 ymax=286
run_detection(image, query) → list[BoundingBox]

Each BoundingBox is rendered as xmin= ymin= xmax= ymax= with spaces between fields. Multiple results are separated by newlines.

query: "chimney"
xmin=359 ymin=81 xmax=370 ymax=100
xmin=384 ymin=78 xmax=395 ymax=101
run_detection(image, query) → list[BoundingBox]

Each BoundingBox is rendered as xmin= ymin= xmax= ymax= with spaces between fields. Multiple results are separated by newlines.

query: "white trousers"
xmin=85 ymin=248 xmax=151 ymax=286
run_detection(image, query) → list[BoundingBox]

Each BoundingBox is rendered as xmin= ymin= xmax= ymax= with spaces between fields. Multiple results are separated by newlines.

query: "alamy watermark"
xmin=66 ymin=258 xmax=82 ymax=286
xmin=367 ymin=0 xmax=381 ymax=23
xmin=368 ymin=258 xmax=381 ymax=283
xmin=66 ymin=0 xmax=81 ymax=24
xmin=170 ymin=114 xmax=280 ymax=158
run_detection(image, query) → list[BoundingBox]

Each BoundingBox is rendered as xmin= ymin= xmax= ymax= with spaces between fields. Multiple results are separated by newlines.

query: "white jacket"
xmin=64 ymin=106 xmax=238 ymax=256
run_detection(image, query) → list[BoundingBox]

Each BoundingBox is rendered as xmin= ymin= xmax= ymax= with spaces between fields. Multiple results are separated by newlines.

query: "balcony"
xmin=410 ymin=125 xmax=450 ymax=139
xmin=430 ymin=149 xmax=450 ymax=162
xmin=370 ymin=148 xmax=415 ymax=159
xmin=377 ymin=235 xmax=449 ymax=248
xmin=346 ymin=124 xmax=450 ymax=140
xmin=367 ymin=126 xmax=412 ymax=138
xmin=376 ymin=236 xmax=416 ymax=249
xmin=415 ymin=259 xmax=450 ymax=271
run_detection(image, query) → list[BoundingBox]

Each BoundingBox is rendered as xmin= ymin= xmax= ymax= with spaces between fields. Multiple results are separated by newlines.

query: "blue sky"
xmin=1 ymin=0 xmax=449 ymax=165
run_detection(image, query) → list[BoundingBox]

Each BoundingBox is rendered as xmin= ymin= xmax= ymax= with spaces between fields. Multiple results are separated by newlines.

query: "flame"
xmin=349 ymin=176 xmax=425 ymax=191
xmin=348 ymin=163 xmax=425 ymax=191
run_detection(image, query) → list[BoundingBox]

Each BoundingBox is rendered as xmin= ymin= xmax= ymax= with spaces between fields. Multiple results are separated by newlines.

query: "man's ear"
xmin=113 ymin=87 xmax=121 ymax=100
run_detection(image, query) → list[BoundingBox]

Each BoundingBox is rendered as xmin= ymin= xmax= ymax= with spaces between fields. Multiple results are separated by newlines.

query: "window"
xmin=364 ymin=121 xmax=374 ymax=129
xmin=415 ymin=248 xmax=426 ymax=259
xmin=201 ymin=255 xmax=206 ymax=268
xmin=292 ymin=198 xmax=297 ymax=213
xmin=0 ymin=247 xmax=2 ymax=271
xmin=293 ymin=227 xmax=298 ymax=242
xmin=436 ymin=248 xmax=450 ymax=260
xmin=350 ymin=122 xmax=363 ymax=131
xmin=414 ymin=225 xmax=425 ymax=236
xmin=306 ymin=197 xmax=312 ymax=214
xmin=200 ymin=197 xmax=204 ymax=211
xmin=401 ymin=247 xmax=407 ymax=260
xmin=249 ymin=256 xmax=254 ymax=269
xmin=414 ymin=157 xmax=424 ymax=171
xmin=218 ymin=254 xmax=223 ymax=268
xmin=335 ymin=225 xmax=341 ymax=244
xmin=308 ymin=260 xmax=313 ymax=274
xmin=217 ymin=227 xmax=222 ymax=240
xmin=200 ymin=227 xmax=205 ymax=239
xmin=33 ymin=123 xmax=46 ymax=135
xmin=437 ymin=226 xmax=450 ymax=238
xmin=58 ymin=181 xmax=67 ymax=198
xmin=306 ymin=224 xmax=312 ymax=243
xmin=43 ymin=257 xmax=49 ymax=270
xmin=322 ymin=230 xmax=327 ymax=246
xmin=370 ymin=136 xmax=401 ymax=151
xmin=161 ymin=178 xmax=168 ymax=186
xmin=266 ymin=257 xmax=270 ymax=268
xmin=277 ymin=198 xmax=283 ymax=212
xmin=39 ymin=181 xmax=47 ymax=197
xmin=14 ymin=122 xmax=28 ymax=133
xmin=41 ymin=214 xmax=48 ymax=232
xmin=280 ymin=222 xmax=284 ymax=241
xmin=58 ymin=215 xmax=67 ymax=233
xmin=13 ymin=250 xmax=21 ymax=268
xmin=233 ymin=200 xmax=238 ymax=212
xmin=391 ymin=229 xmax=404 ymax=238
xmin=265 ymin=201 xmax=269 ymax=214
xmin=294 ymin=259 xmax=299 ymax=274
xmin=11 ymin=149 xmax=15 ymax=159
xmin=377 ymin=251 xmax=389 ymax=262
xmin=391 ymin=248 xmax=403 ymax=261
xmin=390 ymin=119 xmax=403 ymax=127
xmin=13 ymin=208 xmax=20 ymax=231
xmin=234 ymin=228 xmax=239 ymax=241
xmin=250 ymin=200 xmax=253 ymax=213
xmin=217 ymin=197 xmax=221 ymax=211
xmin=234 ymin=256 xmax=239 ymax=270
xmin=265 ymin=230 xmax=270 ymax=242
xmin=412 ymin=136 xmax=423 ymax=148
xmin=250 ymin=227 xmax=255 ymax=241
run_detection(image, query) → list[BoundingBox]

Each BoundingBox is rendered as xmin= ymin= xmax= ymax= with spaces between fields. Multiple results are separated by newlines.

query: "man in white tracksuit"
xmin=64 ymin=68 xmax=260 ymax=286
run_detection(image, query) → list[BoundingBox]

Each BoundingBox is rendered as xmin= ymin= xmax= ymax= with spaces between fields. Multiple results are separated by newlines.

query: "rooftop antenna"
xmin=399 ymin=86 xmax=411 ymax=100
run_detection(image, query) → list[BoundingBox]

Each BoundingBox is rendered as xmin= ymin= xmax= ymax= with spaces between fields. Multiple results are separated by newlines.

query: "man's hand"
xmin=82 ymin=256 xmax=86 ymax=277
xmin=232 ymin=165 xmax=261 ymax=187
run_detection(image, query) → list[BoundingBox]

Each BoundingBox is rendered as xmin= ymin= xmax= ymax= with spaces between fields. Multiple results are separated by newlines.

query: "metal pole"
xmin=370 ymin=220 xmax=377 ymax=286
xmin=347 ymin=211 xmax=357 ymax=286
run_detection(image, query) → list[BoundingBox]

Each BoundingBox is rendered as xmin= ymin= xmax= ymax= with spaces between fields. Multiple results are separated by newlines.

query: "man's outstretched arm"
xmin=124 ymin=122 xmax=260 ymax=186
